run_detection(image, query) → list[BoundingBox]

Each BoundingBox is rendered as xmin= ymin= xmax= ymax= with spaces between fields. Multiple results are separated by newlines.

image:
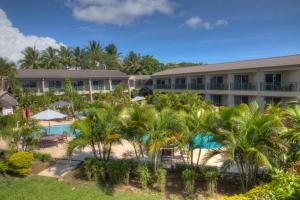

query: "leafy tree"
xmin=84 ymin=40 xmax=103 ymax=69
xmin=72 ymin=46 xmax=85 ymax=69
xmin=140 ymin=55 xmax=164 ymax=75
xmin=0 ymin=58 xmax=16 ymax=91
xmin=105 ymin=43 xmax=118 ymax=56
xmin=19 ymin=47 xmax=42 ymax=69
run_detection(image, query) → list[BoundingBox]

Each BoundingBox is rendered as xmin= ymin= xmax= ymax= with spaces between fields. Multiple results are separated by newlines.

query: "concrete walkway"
xmin=38 ymin=159 xmax=81 ymax=178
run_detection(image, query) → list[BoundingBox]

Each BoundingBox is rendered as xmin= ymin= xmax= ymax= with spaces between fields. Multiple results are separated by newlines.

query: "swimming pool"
xmin=41 ymin=124 xmax=76 ymax=137
xmin=194 ymin=135 xmax=222 ymax=149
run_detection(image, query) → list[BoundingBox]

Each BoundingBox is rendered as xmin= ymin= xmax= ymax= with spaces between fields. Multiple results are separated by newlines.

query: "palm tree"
xmin=0 ymin=57 xmax=16 ymax=90
xmin=67 ymin=107 xmax=122 ymax=160
xmin=84 ymin=40 xmax=103 ymax=69
xmin=119 ymin=104 xmax=156 ymax=161
xmin=147 ymin=108 xmax=186 ymax=170
xmin=205 ymin=102 xmax=287 ymax=191
xmin=58 ymin=46 xmax=73 ymax=69
xmin=19 ymin=47 xmax=41 ymax=69
xmin=41 ymin=47 xmax=62 ymax=69
xmin=72 ymin=46 xmax=84 ymax=69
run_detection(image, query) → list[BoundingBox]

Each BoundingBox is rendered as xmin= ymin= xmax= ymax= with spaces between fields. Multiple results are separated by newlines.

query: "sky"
xmin=0 ymin=0 xmax=299 ymax=64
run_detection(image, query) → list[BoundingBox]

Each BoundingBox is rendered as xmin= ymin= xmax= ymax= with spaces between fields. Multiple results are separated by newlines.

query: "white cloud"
xmin=185 ymin=16 xmax=228 ymax=29
xmin=65 ymin=0 xmax=175 ymax=25
xmin=0 ymin=8 xmax=64 ymax=63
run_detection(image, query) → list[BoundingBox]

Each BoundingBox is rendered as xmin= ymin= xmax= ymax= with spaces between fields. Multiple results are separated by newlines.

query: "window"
xmin=22 ymin=81 xmax=37 ymax=90
xmin=175 ymin=78 xmax=186 ymax=89
xmin=234 ymin=96 xmax=249 ymax=105
xmin=191 ymin=77 xmax=204 ymax=89
xmin=264 ymin=73 xmax=282 ymax=90
xmin=92 ymin=80 xmax=104 ymax=90
xmin=72 ymin=80 xmax=84 ymax=91
xmin=265 ymin=97 xmax=281 ymax=105
xmin=48 ymin=81 xmax=62 ymax=90
xmin=211 ymin=95 xmax=223 ymax=106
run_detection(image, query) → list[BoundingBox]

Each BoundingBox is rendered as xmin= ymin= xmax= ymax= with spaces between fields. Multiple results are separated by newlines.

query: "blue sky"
xmin=0 ymin=0 xmax=299 ymax=64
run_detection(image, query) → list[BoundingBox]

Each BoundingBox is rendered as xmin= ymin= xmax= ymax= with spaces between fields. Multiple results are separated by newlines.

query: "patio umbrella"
xmin=32 ymin=109 xmax=66 ymax=135
xmin=130 ymin=96 xmax=145 ymax=102
xmin=51 ymin=100 xmax=71 ymax=108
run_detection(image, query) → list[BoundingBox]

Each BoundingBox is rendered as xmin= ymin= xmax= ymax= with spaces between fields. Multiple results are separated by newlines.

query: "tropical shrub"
xmin=137 ymin=163 xmax=151 ymax=190
xmin=83 ymin=157 xmax=98 ymax=181
xmin=8 ymin=151 xmax=33 ymax=176
xmin=8 ymin=152 xmax=33 ymax=169
xmin=0 ymin=161 xmax=8 ymax=174
xmin=221 ymin=170 xmax=300 ymax=200
xmin=106 ymin=160 xmax=131 ymax=184
xmin=182 ymin=169 xmax=197 ymax=196
xmin=33 ymin=152 xmax=52 ymax=162
xmin=289 ymin=160 xmax=300 ymax=175
xmin=155 ymin=167 xmax=167 ymax=192
xmin=202 ymin=168 xmax=218 ymax=198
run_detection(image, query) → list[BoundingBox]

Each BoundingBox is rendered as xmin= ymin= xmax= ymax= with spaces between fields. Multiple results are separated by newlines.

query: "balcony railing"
xmin=207 ymin=83 xmax=228 ymax=90
xmin=73 ymin=85 xmax=85 ymax=91
xmin=92 ymin=85 xmax=105 ymax=90
xmin=154 ymin=84 xmax=171 ymax=89
xmin=174 ymin=84 xmax=187 ymax=89
xmin=260 ymin=82 xmax=297 ymax=91
xmin=189 ymin=83 xmax=206 ymax=90
xmin=48 ymin=87 xmax=63 ymax=92
xmin=230 ymin=82 xmax=258 ymax=90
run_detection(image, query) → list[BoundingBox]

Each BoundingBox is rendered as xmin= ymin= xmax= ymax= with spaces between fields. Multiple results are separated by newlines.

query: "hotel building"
xmin=152 ymin=55 xmax=300 ymax=106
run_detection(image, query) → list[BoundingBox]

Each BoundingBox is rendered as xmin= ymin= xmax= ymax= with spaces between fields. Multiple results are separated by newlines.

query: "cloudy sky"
xmin=0 ymin=0 xmax=299 ymax=64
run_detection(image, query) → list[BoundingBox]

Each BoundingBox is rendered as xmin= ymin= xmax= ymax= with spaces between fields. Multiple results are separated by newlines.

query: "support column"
xmin=88 ymin=78 xmax=93 ymax=102
xmin=41 ymin=78 xmax=45 ymax=93
xmin=109 ymin=79 xmax=112 ymax=91
xmin=127 ymin=79 xmax=131 ymax=97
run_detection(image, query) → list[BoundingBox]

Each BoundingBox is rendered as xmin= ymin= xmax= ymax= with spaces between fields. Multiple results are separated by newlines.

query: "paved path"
xmin=38 ymin=159 xmax=81 ymax=178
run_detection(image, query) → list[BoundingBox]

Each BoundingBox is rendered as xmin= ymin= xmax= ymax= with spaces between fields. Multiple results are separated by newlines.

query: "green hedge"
xmin=33 ymin=152 xmax=52 ymax=162
xmin=7 ymin=152 xmax=34 ymax=176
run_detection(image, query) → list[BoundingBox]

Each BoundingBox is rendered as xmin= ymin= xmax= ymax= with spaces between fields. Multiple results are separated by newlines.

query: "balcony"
xmin=260 ymin=82 xmax=297 ymax=92
xmin=189 ymin=83 xmax=206 ymax=90
xmin=207 ymin=83 xmax=228 ymax=90
xmin=154 ymin=84 xmax=171 ymax=89
xmin=48 ymin=87 xmax=63 ymax=93
xmin=230 ymin=82 xmax=258 ymax=91
xmin=174 ymin=84 xmax=187 ymax=90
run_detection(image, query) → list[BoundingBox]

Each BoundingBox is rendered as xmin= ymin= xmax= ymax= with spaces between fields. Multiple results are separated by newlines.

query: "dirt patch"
xmin=31 ymin=160 xmax=55 ymax=175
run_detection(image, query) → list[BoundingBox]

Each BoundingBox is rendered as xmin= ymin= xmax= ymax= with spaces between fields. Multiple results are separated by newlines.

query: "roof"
xmin=129 ymin=75 xmax=152 ymax=80
xmin=0 ymin=91 xmax=18 ymax=108
xmin=152 ymin=54 xmax=300 ymax=77
xmin=15 ymin=69 xmax=129 ymax=79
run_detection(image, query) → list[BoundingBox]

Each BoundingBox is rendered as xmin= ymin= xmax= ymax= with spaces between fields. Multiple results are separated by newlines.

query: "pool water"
xmin=194 ymin=135 xmax=222 ymax=149
xmin=41 ymin=124 xmax=76 ymax=136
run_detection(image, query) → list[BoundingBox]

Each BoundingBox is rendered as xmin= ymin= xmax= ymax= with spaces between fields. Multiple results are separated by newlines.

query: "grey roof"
xmin=153 ymin=54 xmax=300 ymax=77
xmin=16 ymin=69 xmax=129 ymax=79
xmin=130 ymin=75 xmax=152 ymax=80
xmin=0 ymin=91 xmax=18 ymax=108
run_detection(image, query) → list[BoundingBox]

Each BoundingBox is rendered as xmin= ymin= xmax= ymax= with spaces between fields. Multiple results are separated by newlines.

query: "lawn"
xmin=0 ymin=176 xmax=161 ymax=200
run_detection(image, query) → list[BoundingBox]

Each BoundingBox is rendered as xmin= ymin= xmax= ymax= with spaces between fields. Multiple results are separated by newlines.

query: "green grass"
xmin=0 ymin=176 xmax=160 ymax=200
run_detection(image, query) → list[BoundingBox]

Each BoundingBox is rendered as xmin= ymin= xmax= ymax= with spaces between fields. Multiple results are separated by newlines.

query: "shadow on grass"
xmin=96 ymin=181 xmax=115 ymax=196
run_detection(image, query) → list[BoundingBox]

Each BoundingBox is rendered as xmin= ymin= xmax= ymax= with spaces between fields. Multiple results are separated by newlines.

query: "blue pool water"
xmin=41 ymin=124 xmax=76 ymax=137
xmin=194 ymin=135 xmax=222 ymax=149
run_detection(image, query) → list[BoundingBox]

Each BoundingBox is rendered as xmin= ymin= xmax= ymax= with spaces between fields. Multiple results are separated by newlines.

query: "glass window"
xmin=49 ymin=81 xmax=62 ymax=89
xmin=234 ymin=96 xmax=249 ymax=105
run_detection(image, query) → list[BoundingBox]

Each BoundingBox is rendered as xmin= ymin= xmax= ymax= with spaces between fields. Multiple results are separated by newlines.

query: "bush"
xmin=137 ymin=163 xmax=151 ymax=190
xmin=33 ymin=152 xmax=52 ymax=162
xmin=202 ymin=168 xmax=219 ymax=198
xmin=182 ymin=169 xmax=197 ymax=196
xmin=8 ymin=152 xmax=34 ymax=169
xmin=0 ymin=161 xmax=8 ymax=174
xmin=9 ymin=168 xmax=31 ymax=176
xmin=155 ymin=167 xmax=167 ymax=192
xmin=83 ymin=157 xmax=105 ymax=181
xmin=221 ymin=170 xmax=300 ymax=200
xmin=106 ymin=160 xmax=131 ymax=185
xmin=289 ymin=160 xmax=300 ymax=175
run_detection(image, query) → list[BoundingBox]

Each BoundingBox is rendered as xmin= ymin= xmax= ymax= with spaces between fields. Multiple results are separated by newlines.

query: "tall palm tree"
xmin=0 ymin=58 xmax=16 ymax=90
xmin=286 ymin=105 xmax=300 ymax=143
xmin=19 ymin=47 xmax=41 ymax=69
xmin=72 ymin=46 xmax=84 ymax=69
xmin=41 ymin=47 xmax=62 ymax=69
xmin=119 ymin=104 xmax=156 ymax=161
xmin=147 ymin=108 xmax=186 ymax=170
xmin=205 ymin=102 xmax=287 ymax=191
xmin=85 ymin=40 xmax=103 ymax=69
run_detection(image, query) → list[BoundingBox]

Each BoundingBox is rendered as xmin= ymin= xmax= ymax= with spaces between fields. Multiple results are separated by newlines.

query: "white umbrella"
xmin=130 ymin=96 xmax=145 ymax=102
xmin=32 ymin=109 xmax=66 ymax=135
